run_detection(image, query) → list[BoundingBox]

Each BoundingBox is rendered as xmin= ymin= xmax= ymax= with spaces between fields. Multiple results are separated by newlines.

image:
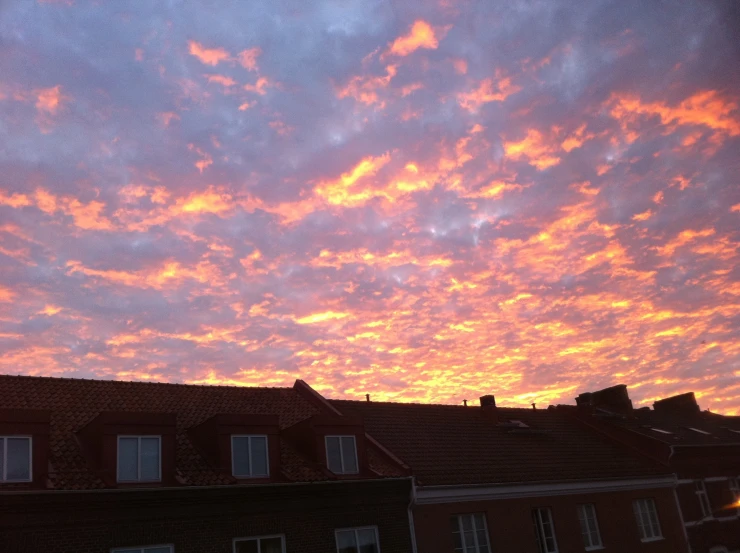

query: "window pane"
xmin=118 ymin=437 xmax=138 ymax=481
xmin=0 ymin=439 xmax=4 ymax=479
xmin=647 ymin=502 xmax=660 ymax=536
xmin=357 ymin=529 xmax=378 ymax=553
xmin=233 ymin=436 xmax=251 ymax=476
xmin=261 ymin=537 xmax=283 ymax=553
xmin=476 ymin=529 xmax=489 ymax=550
xmin=140 ymin=437 xmax=160 ymax=481
xmin=326 ymin=437 xmax=343 ymax=473
xmin=235 ymin=539 xmax=259 ymax=553
xmin=341 ymin=437 xmax=358 ymax=473
xmin=6 ymin=438 xmax=31 ymax=481
xmin=250 ymin=437 xmax=268 ymax=477
xmin=336 ymin=530 xmax=358 ymax=553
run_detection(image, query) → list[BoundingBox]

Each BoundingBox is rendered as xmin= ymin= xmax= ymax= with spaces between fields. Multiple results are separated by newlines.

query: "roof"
xmin=328 ymin=399 xmax=671 ymax=487
xmin=590 ymin=407 xmax=740 ymax=446
xmin=0 ymin=374 xmax=405 ymax=490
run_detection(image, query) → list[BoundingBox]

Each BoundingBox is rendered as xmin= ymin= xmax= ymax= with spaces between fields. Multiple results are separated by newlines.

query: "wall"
xmin=413 ymin=486 xmax=688 ymax=553
xmin=0 ymin=479 xmax=412 ymax=553
xmin=676 ymin=478 xmax=740 ymax=553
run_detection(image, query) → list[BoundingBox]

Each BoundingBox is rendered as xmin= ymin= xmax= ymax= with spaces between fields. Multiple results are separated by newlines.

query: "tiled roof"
xmin=0 ymin=375 xmax=404 ymax=490
xmin=591 ymin=407 xmax=740 ymax=445
xmin=328 ymin=399 xmax=671 ymax=486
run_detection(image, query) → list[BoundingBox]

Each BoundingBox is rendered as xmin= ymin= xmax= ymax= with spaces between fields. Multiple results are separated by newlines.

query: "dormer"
xmin=283 ymin=414 xmax=368 ymax=477
xmin=0 ymin=408 xmax=50 ymax=488
xmin=188 ymin=414 xmax=280 ymax=482
xmin=77 ymin=411 xmax=176 ymax=487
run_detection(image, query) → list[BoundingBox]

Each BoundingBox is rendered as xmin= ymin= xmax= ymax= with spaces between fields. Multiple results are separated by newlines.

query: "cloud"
xmin=457 ymin=73 xmax=521 ymax=112
xmin=188 ymin=40 xmax=231 ymax=66
xmin=384 ymin=20 xmax=440 ymax=58
xmin=238 ymin=47 xmax=261 ymax=71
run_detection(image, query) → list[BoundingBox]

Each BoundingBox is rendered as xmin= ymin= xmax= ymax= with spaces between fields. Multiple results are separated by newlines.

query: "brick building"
xmin=0 ymin=375 xmax=413 ymax=553
xmin=329 ymin=392 xmax=690 ymax=553
xmin=568 ymin=385 xmax=740 ymax=553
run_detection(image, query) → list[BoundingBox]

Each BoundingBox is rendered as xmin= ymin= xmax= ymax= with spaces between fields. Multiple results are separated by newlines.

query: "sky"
xmin=1 ymin=0 xmax=739 ymax=414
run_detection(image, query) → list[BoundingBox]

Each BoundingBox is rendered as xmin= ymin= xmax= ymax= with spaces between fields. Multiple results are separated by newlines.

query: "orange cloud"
xmin=458 ymin=74 xmax=521 ymax=112
xmin=206 ymin=74 xmax=236 ymax=87
xmin=244 ymin=77 xmax=271 ymax=95
xmin=157 ymin=112 xmax=180 ymax=127
xmin=451 ymin=58 xmax=468 ymax=75
xmin=173 ymin=186 xmax=233 ymax=215
xmin=658 ymin=228 xmax=715 ymax=257
xmin=188 ymin=40 xmax=231 ymax=66
xmin=315 ymin=153 xmax=392 ymax=206
xmin=35 ymin=85 xmax=65 ymax=114
xmin=294 ymin=311 xmax=352 ymax=325
xmin=336 ymin=65 xmax=397 ymax=107
xmin=609 ymin=90 xmax=740 ymax=137
xmin=238 ymin=47 xmax=261 ymax=70
xmin=504 ymin=129 xmax=561 ymax=170
xmin=188 ymin=144 xmax=213 ymax=173
xmin=384 ymin=20 xmax=439 ymax=58
xmin=561 ymin=124 xmax=595 ymax=152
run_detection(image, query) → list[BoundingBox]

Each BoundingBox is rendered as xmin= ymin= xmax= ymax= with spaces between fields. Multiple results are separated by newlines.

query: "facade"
xmin=329 ymin=393 xmax=690 ymax=553
xmin=0 ymin=375 xmax=413 ymax=553
xmin=567 ymin=385 xmax=740 ymax=553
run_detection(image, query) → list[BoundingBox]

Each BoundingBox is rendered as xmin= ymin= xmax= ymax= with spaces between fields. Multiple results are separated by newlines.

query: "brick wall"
xmin=413 ymin=486 xmax=688 ymax=553
xmin=676 ymin=479 xmax=740 ymax=552
xmin=0 ymin=479 xmax=413 ymax=553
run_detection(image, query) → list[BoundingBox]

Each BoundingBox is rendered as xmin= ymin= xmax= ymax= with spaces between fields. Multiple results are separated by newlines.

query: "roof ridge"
xmin=0 ymin=373 xmax=291 ymax=391
xmin=329 ymin=398 xmax=543 ymax=411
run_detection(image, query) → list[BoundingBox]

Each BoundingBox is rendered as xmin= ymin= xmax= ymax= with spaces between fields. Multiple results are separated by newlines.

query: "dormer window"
xmin=117 ymin=436 xmax=161 ymax=482
xmin=325 ymin=435 xmax=358 ymax=474
xmin=231 ymin=435 xmax=269 ymax=478
xmin=0 ymin=436 xmax=32 ymax=482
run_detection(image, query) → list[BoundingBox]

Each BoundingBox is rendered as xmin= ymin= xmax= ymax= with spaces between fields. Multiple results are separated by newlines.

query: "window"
xmin=709 ymin=547 xmax=728 ymax=553
xmin=0 ymin=436 xmax=32 ymax=482
xmin=335 ymin=527 xmax=379 ymax=553
xmin=231 ymin=435 xmax=269 ymax=478
xmin=117 ymin=436 xmax=161 ymax=482
xmin=577 ymin=504 xmax=603 ymax=550
xmin=233 ymin=535 xmax=285 ymax=553
xmin=532 ymin=508 xmax=558 ymax=553
xmin=325 ymin=435 xmax=358 ymax=474
xmin=695 ymin=480 xmax=712 ymax=518
xmin=111 ymin=546 xmax=173 ymax=553
xmin=450 ymin=513 xmax=491 ymax=553
xmin=632 ymin=498 xmax=662 ymax=542
xmin=729 ymin=478 xmax=740 ymax=509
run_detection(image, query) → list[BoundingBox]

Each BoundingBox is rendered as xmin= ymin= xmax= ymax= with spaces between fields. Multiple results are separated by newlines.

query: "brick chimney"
xmin=479 ymin=395 xmax=497 ymax=422
xmin=575 ymin=384 xmax=633 ymax=415
xmin=653 ymin=392 xmax=700 ymax=415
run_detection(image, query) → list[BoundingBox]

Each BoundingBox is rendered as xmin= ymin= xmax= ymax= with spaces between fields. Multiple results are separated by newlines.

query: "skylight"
xmin=649 ymin=427 xmax=673 ymax=434
xmin=687 ymin=427 xmax=711 ymax=435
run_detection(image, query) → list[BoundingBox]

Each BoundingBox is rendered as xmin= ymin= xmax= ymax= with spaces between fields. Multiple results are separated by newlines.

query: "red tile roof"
xmin=0 ymin=375 xmax=405 ymax=490
xmin=329 ymin=399 xmax=672 ymax=486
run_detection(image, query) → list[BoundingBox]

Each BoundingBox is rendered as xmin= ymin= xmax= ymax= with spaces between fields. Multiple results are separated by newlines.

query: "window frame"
xmin=729 ymin=477 xmax=739 ymax=515
xmin=577 ymin=503 xmax=603 ymax=551
xmin=233 ymin=534 xmax=286 ymax=553
xmin=334 ymin=526 xmax=380 ymax=553
xmin=532 ymin=507 xmax=559 ymax=553
xmin=632 ymin=498 xmax=663 ymax=542
xmin=450 ymin=512 xmax=491 ymax=553
xmin=116 ymin=435 xmax=162 ymax=483
xmin=0 ymin=435 xmax=33 ymax=483
xmin=110 ymin=545 xmax=174 ymax=553
xmin=325 ymin=435 xmax=359 ymax=475
xmin=231 ymin=434 xmax=270 ymax=478
xmin=695 ymin=480 xmax=712 ymax=518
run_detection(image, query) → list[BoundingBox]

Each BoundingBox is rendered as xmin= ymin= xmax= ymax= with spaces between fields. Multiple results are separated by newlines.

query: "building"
xmin=567 ymin=385 xmax=740 ymax=553
xmin=0 ymin=375 xmax=413 ymax=553
xmin=329 ymin=392 xmax=690 ymax=553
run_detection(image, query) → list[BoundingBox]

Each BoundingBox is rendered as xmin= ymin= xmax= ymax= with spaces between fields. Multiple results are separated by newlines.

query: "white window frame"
xmin=695 ymin=480 xmax=712 ymax=518
xmin=233 ymin=534 xmax=286 ymax=553
xmin=0 ymin=435 xmax=33 ymax=483
xmin=450 ymin=513 xmax=491 ymax=553
xmin=632 ymin=498 xmax=663 ymax=542
xmin=532 ymin=507 xmax=559 ymax=553
xmin=577 ymin=504 xmax=603 ymax=551
xmin=231 ymin=435 xmax=270 ymax=478
xmin=334 ymin=526 xmax=380 ymax=553
xmin=116 ymin=435 xmax=162 ymax=483
xmin=111 ymin=545 xmax=173 ymax=553
xmin=325 ymin=435 xmax=359 ymax=475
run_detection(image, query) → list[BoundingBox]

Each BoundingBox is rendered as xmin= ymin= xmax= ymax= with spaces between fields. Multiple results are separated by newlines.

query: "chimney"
xmin=575 ymin=385 xmax=633 ymax=415
xmin=479 ymin=395 xmax=497 ymax=422
xmin=653 ymin=392 xmax=700 ymax=415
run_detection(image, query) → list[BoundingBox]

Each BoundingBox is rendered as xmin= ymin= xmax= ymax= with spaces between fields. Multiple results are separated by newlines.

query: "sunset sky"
xmin=1 ymin=0 xmax=739 ymax=413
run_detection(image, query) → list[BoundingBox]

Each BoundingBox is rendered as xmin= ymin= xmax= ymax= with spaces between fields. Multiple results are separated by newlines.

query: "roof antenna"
xmin=463 ymin=399 xmax=468 ymax=407
xmin=531 ymin=403 xmax=536 ymax=410
xmin=366 ymin=393 xmax=370 ymax=402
